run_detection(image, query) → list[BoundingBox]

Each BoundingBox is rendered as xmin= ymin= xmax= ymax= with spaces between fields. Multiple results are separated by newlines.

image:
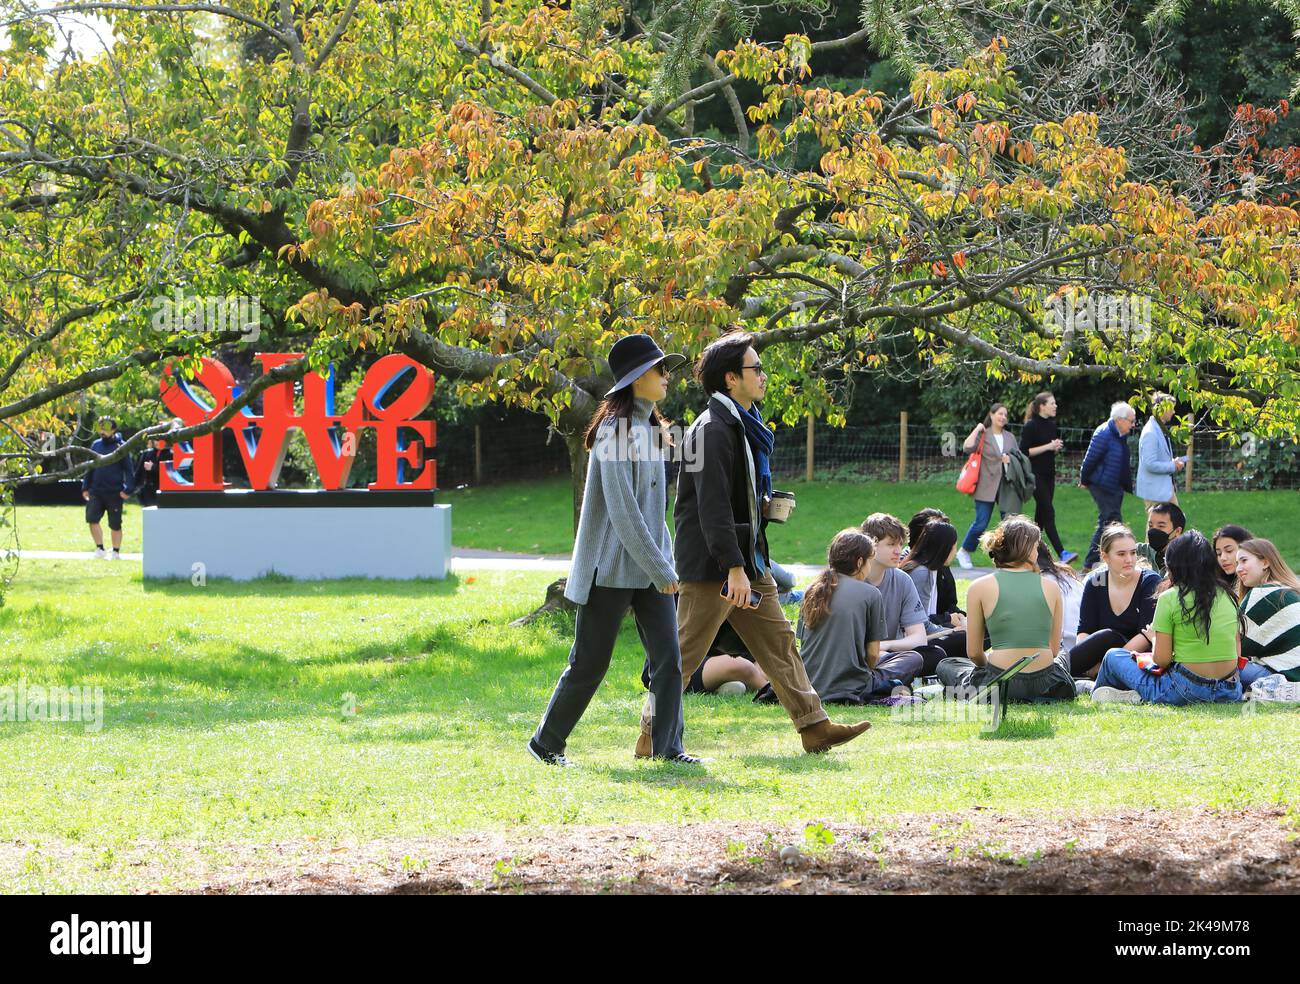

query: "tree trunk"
xmin=564 ymin=429 xmax=588 ymax=537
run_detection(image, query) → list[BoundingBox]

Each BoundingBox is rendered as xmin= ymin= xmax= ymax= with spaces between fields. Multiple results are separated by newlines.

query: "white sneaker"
xmin=956 ymin=549 xmax=974 ymax=570
xmin=715 ymin=680 xmax=749 ymax=697
xmin=110 ymin=551 xmax=121 ymax=561
xmin=94 ymin=547 xmax=108 ymax=561
xmin=1074 ymin=679 xmax=1095 ymax=698
xmin=1092 ymin=686 xmax=1141 ymax=705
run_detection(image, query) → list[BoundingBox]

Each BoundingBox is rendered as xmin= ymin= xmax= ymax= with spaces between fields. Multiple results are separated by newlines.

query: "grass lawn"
xmin=15 ymin=478 xmax=1297 ymax=566
xmin=1 ymin=560 xmax=1298 ymax=892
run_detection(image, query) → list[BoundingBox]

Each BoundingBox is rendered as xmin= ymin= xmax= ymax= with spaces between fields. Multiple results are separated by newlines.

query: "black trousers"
xmin=1031 ymin=478 xmax=1066 ymax=555
xmin=534 ymin=584 xmax=684 ymax=757
xmin=917 ymin=632 xmax=969 ymax=676
xmin=1068 ymin=628 xmax=1129 ymax=676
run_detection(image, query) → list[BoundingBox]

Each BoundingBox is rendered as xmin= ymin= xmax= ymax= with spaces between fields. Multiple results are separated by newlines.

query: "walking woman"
xmin=1020 ymin=393 xmax=1075 ymax=563
xmin=1092 ymin=531 xmax=1242 ymax=705
xmin=1235 ymin=538 xmax=1300 ymax=688
xmin=956 ymin=404 xmax=1020 ymax=569
xmin=937 ymin=516 xmax=1074 ymax=702
xmin=530 ymin=334 xmax=700 ymax=766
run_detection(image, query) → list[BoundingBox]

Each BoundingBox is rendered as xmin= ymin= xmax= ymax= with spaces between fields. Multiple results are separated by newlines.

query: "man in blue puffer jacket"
xmin=81 ymin=417 xmax=133 ymax=560
xmin=1079 ymin=402 xmax=1137 ymax=568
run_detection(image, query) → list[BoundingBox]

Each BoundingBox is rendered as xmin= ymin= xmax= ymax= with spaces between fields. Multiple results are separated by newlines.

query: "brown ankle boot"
xmin=800 ymin=718 xmax=871 ymax=754
xmin=634 ymin=730 xmax=652 ymax=759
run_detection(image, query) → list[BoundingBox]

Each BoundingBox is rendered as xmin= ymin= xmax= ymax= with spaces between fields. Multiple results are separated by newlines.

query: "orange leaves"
xmin=931 ymin=260 xmax=949 ymax=279
xmin=952 ymin=251 xmax=967 ymax=270
xmin=1009 ymin=140 xmax=1036 ymax=165
xmin=956 ymin=91 xmax=977 ymax=114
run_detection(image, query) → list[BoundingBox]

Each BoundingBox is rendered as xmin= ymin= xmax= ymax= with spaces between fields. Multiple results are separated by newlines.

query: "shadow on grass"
xmin=598 ymin=765 xmax=740 ymax=790
xmin=735 ymin=753 xmax=854 ymax=772
xmin=140 ymin=573 xmax=463 ymax=599
xmin=978 ymin=711 xmax=1057 ymax=741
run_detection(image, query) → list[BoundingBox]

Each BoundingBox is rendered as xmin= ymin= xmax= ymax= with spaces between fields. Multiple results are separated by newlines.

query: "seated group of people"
xmin=654 ymin=502 xmax=1300 ymax=708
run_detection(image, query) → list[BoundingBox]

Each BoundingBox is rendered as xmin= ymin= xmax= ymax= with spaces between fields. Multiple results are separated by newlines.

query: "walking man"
xmin=82 ymin=416 xmax=132 ymax=560
xmin=662 ymin=330 xmax=871 ymax=754
xmin=1080 ymin=402 xmax=1137 ymax=569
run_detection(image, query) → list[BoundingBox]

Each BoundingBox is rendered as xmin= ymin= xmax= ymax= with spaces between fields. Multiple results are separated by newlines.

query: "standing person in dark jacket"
xmin=1079 ymin=402 xmax=1137 ymax=569
xmin=82 ymin=417 xmax=132 ymax=560
xmin=133 ymin=419 xmax=178 ymax=507
xmin=532 ymin=334 xmax=699 ymax=767
xmin=1020 ymin=392 xmax=1075 ymax=563
xmin=668 ymin=330 xmax=871 ymax=755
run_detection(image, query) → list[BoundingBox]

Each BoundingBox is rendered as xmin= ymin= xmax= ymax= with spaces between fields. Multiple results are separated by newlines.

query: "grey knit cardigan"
xmin=563 ymin=398 xmax=677 ymax=605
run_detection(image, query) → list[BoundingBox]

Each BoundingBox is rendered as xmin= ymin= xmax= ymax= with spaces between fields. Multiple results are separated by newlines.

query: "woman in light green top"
xmin=1092 ymin=531 xmax=1242 ymax=704
xmin=937 ymin=516 xmax=1074 ymax=701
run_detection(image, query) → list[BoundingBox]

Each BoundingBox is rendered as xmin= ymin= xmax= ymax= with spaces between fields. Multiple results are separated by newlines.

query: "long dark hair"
xmin=1036 ymin=542 xmax=1078 ymax=588
xmin=1164 ymin=531 xmax=1232 ymax=644
xmin=1212 ymin=524 xmax=1255 ymax=590
xmin=1023 ymin=392 xmax=1054 ymax=423
xmin=802 ymin=529 xmax=876 ymax=632
xmin=907 ymin=508 xmax=949 ymax=547
xmin=583 ymin=388 xmax=667 ymax=450
xmin=903 ymin=521 xmax=957 ymax=573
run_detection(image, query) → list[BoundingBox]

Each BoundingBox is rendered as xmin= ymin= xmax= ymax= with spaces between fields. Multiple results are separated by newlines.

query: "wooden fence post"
xmin=805 ymin=413 xmax=814 ymax=482
xmin=898 ymin=411 xmax=909 ymax=482
xmin=474 ymin=424 xmax=483 ymax=485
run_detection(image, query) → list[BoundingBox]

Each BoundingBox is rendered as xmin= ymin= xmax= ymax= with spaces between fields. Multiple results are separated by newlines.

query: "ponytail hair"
xmin=801 ymin=529 xmax=876 ymax=632
xmin=1024 ymin=392 xmax=1054 ymax=423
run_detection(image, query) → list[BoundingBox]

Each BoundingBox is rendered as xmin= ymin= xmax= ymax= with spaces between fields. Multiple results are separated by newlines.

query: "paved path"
xmin=11 ymin=547 xmax=995 ymax=578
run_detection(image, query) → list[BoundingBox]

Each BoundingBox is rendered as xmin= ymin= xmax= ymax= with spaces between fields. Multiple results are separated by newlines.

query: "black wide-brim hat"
xmin=605 ymin=334 xmax=687 ymax=396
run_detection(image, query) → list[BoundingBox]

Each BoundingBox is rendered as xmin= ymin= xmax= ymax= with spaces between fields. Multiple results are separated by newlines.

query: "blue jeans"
xmin=961 ymin=499 xmax=997 ymax=552
xmin=1094 ymin=648 xmax=1242 ymax=704
xmin=1240 ymin=661 xmax=1274 ymax=690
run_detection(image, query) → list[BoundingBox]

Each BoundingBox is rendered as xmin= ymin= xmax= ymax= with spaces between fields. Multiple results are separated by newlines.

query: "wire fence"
xmin=431 ymin=416 xmax=1300 ymax=492
xmin=767 ymin=420 xmax=1300 ymax=491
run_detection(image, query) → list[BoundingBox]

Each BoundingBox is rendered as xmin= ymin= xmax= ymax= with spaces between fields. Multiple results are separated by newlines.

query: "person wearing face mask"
xmin=1066 ymin=524 xmax=1161 ymax=680
xmin=1079 ymin=402 xmax=1138 ymax=569
xmin=1136 ymin=393 xmax=1186 ymax=508
xmin=955 ymin=403 xmax=1019 ymax=569
xmin=1136 ymin=501 xmax=1186 ymax=576
xmin=1235 ymin=538 xmax=1300 ymax=689
xmin=133 ymin=418 xmax=181 ymax=507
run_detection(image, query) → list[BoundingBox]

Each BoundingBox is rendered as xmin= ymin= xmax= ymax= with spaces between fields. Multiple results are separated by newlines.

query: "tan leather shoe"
xmin=634 ymin=730 xmax=652 ymax=759
xmin=800 ymin=718 xmax=871 ymax=754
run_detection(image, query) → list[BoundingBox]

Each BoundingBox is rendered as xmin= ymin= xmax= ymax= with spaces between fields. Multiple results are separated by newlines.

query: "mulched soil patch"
xmin=194 ymin=807 xmax=1300 ymax=894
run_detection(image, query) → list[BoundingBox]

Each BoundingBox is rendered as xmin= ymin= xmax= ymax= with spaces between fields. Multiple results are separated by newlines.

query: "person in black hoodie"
xmin=82 ymin=416 xmax=133 ymax=559
xmin=665 ymin=330 xmax=871 ymax=755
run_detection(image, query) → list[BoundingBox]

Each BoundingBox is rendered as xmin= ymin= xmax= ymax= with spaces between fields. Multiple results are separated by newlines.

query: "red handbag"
xmin=956 ymin=431 xmax=985 ymax=495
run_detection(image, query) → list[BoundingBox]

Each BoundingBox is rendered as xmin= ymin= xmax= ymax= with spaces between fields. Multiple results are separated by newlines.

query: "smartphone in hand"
xmin=720 ymin=584 xmax=762 ymax=608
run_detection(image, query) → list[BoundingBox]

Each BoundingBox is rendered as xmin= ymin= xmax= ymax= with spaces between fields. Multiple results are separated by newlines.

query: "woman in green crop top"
xmin=1092 ymin=531 xmax=1242 ymax=705
xmin=937 ymin=516 xmax=1075 ymax=701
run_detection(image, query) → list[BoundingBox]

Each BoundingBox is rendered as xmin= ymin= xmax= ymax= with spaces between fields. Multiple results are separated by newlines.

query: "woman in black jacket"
xmin=1021 ymin=393 xmax=1074 ymax=563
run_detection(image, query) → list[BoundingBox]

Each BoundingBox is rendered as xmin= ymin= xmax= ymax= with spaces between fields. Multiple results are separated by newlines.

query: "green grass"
xmin=17 ymin=478 xmax=1296 ymax=564
xmin=1 ymin=561 xmax=1298 ymax=892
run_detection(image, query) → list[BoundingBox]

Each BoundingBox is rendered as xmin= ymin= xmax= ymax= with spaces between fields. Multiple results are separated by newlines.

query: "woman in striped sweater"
xmin=1235 ymin=539 xmax=1300 ymax=688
